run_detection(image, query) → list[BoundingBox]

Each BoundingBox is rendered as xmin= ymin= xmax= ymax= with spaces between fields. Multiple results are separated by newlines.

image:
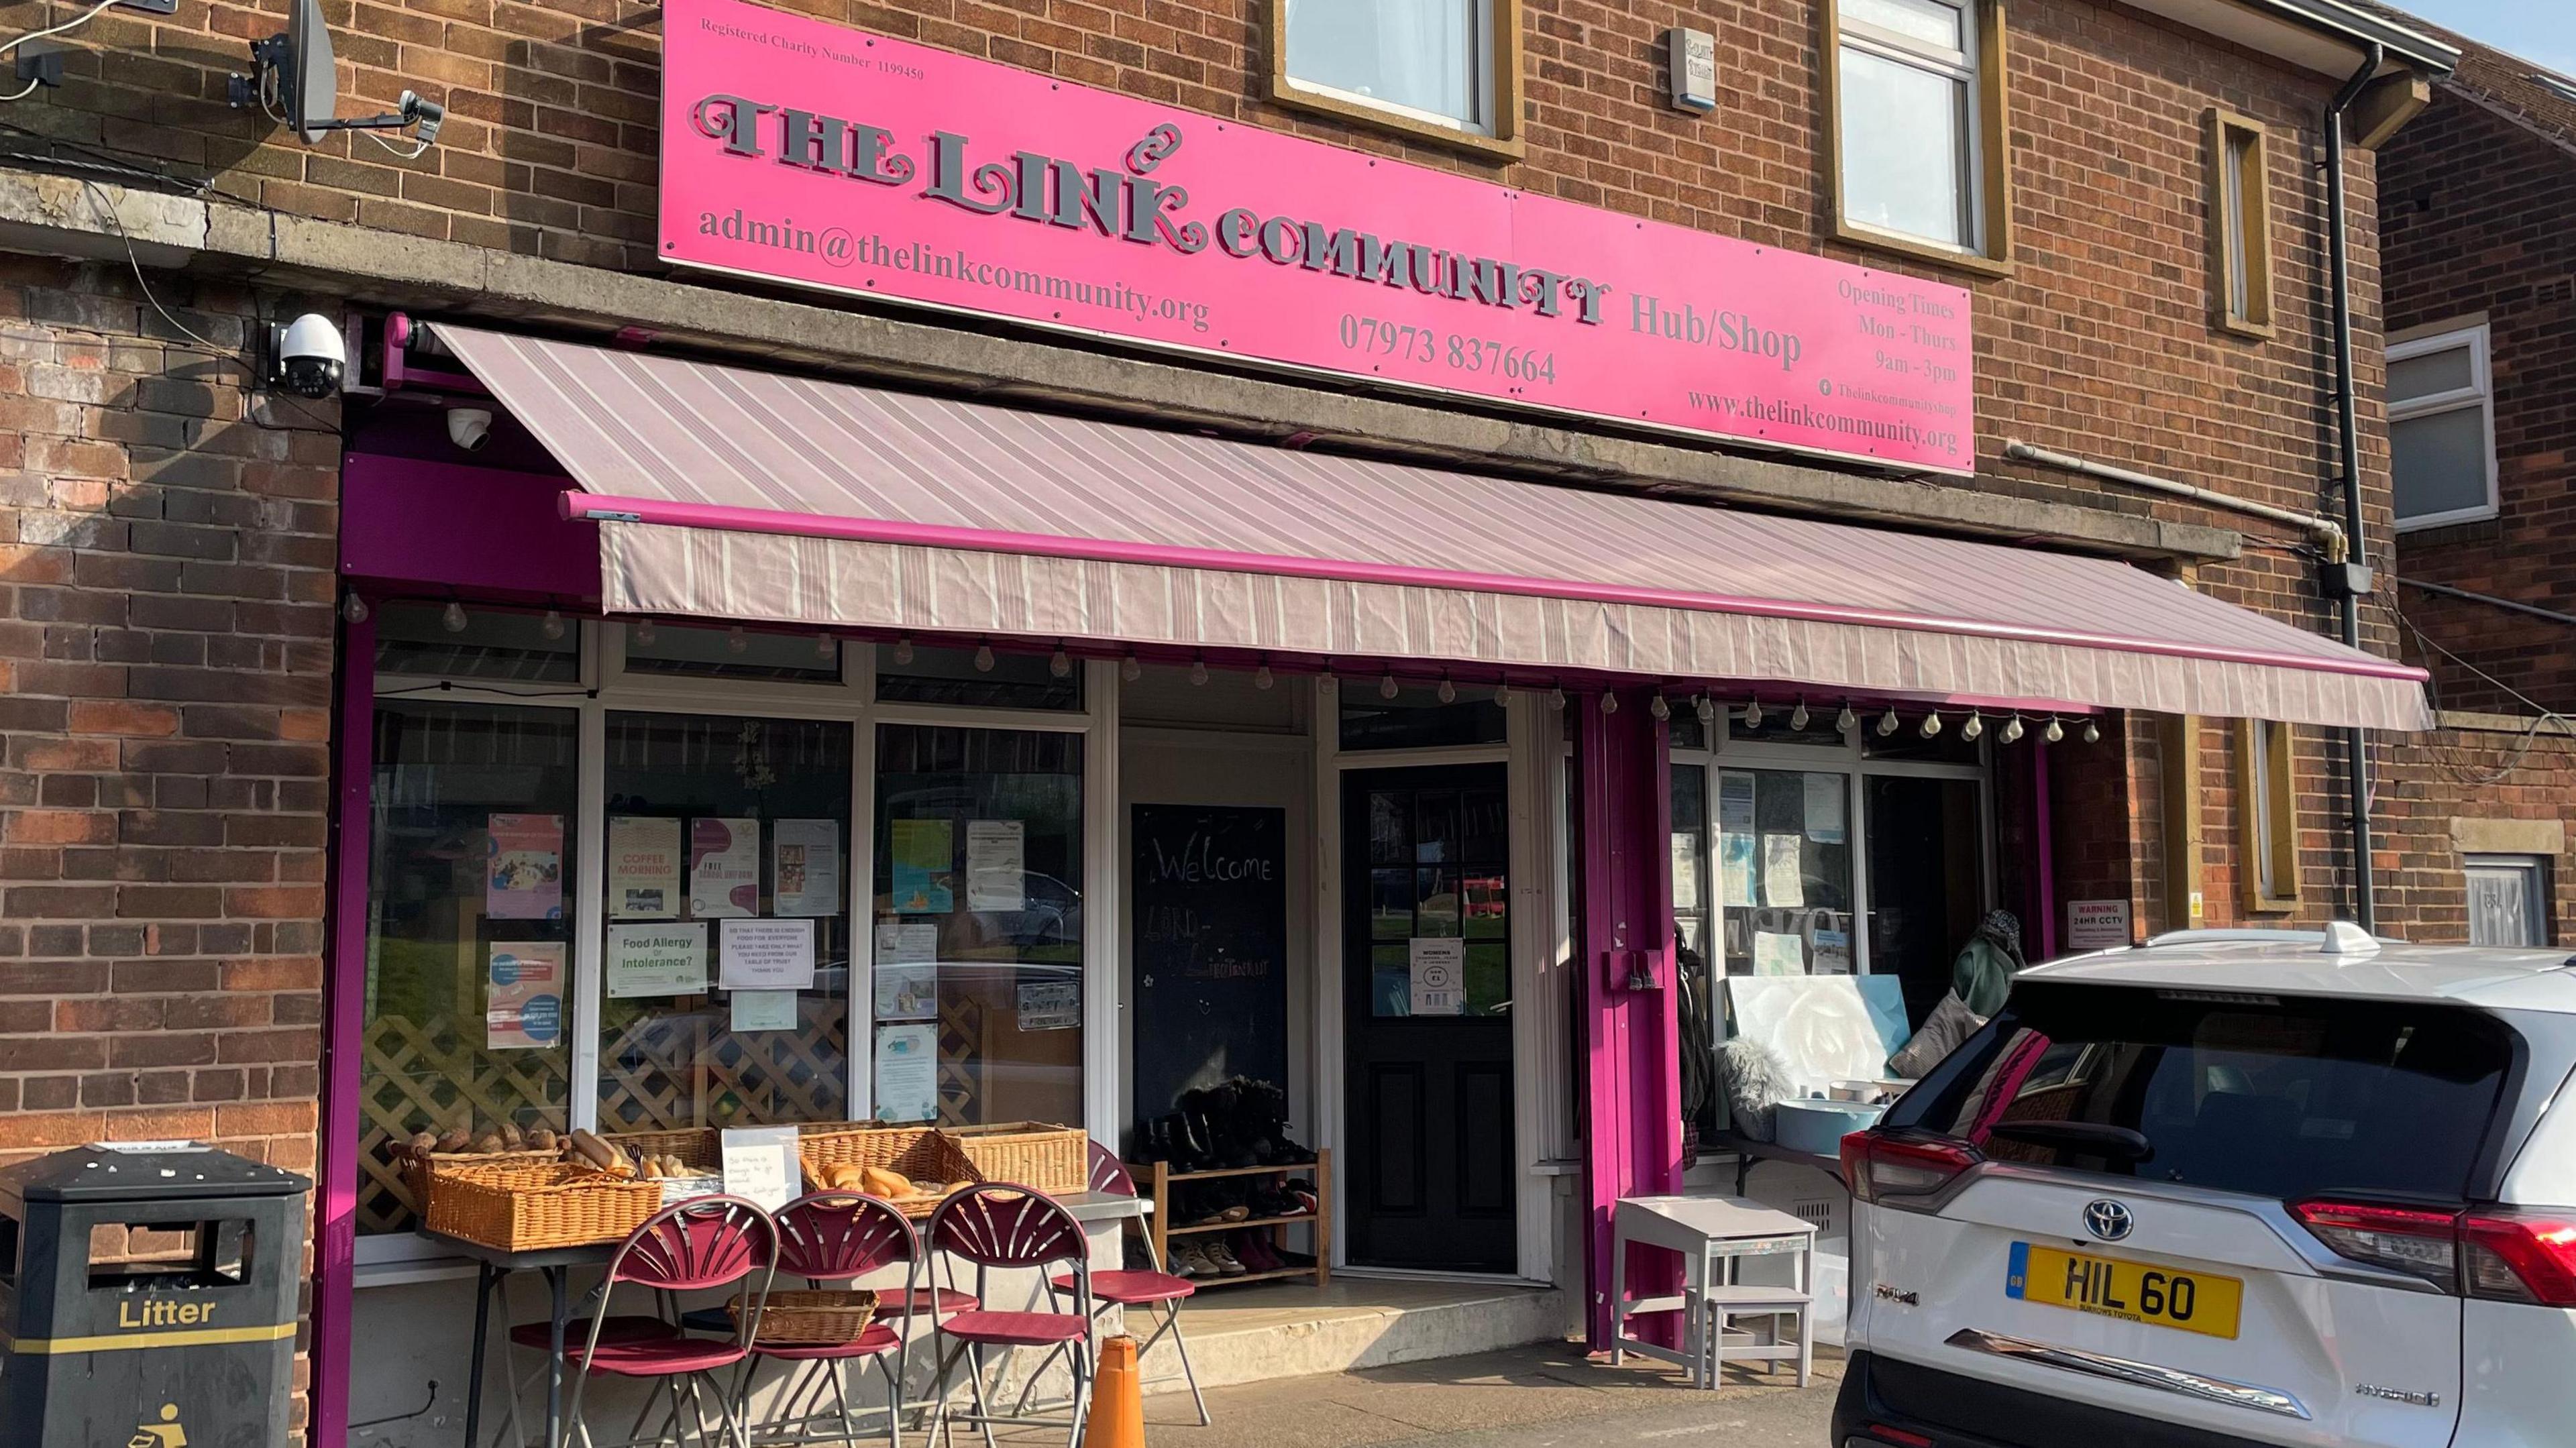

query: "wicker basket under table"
xmin=425 ymin=1162 xmax=663 ymax=1251
xmin=947 ymin=1123 xmax=1088 ymax=1196
xmin=796 ymin=1126 xmax=981 ymax=1217
xmin=730 ymin=1289 xmax=881 ymax=1345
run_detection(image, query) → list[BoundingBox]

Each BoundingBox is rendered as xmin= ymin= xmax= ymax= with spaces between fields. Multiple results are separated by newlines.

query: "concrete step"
xmin=1143 ymin=1278 xmax=1575 ymax=1393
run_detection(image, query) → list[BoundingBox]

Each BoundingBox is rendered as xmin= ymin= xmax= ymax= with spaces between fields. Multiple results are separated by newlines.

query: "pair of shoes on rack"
xmin=1171 ymin=1240 xmax=1248 ymax=1278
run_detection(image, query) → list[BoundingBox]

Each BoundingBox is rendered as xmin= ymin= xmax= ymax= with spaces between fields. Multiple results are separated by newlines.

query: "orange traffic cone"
xmin=1083 ymin=1335 xmax=1146 ymax=1448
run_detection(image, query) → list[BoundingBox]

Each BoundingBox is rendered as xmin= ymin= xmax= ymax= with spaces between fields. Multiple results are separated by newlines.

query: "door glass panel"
xmin=1716 ymin=769 xmax=1856 ymax=977
xmin=597 ymin=712 xmax=854 ymax=1132
xmin=1865 ymin=774 xmax=1986 ymax=1025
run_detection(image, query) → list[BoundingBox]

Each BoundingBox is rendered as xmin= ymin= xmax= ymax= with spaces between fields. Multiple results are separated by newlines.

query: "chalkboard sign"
xmin=1130 ymin=805 xmax=1288 ymax=1131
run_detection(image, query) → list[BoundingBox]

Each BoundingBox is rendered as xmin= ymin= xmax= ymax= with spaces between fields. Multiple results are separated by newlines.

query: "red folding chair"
xmin=1022 ymin=1146 xmax=1205 ymax=1426
xmin=921 ymin=1184 xmax=1095 ymax=1448
xmin=733 ymin=1192 xmax=920 ymax=1448
xmin=561 ymin=1196 xmax=777 ymax=1448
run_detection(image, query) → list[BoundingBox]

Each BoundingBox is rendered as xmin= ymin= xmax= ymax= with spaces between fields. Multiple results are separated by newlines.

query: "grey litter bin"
xmin=0 ymin=1143 xmax=310 ymax=1448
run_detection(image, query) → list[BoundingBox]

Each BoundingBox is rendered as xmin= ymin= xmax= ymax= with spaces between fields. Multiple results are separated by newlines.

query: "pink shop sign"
xmin=657 ymin=0 xmax=1976 ymax=474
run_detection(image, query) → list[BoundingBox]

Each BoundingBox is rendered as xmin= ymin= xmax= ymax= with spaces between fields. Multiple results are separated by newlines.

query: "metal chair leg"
xmin=882 ymin=1354 xmax=906 ymax=1448
xmin=965 ymin=1345 xmax=999 ymax=1448
xmin=1162 ymin=1306 xmax=1210 ymax=1427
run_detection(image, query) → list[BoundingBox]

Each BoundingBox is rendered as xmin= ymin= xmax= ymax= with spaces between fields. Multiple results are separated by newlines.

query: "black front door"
xmin=1341 ymin=765 xmax=1517 ymax=1273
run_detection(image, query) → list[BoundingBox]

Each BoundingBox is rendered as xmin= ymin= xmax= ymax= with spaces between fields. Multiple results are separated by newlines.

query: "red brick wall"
xmin=2379 ymin=92 xmax=2576 ymax=716
xmin=0 ymin=254 xmax=337 ymax=1169
xmin=2381 ymin=721 xmax=2576 ymax=943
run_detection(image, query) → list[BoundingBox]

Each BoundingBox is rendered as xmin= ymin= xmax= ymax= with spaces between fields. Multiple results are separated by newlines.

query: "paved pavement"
xmin=1124 ymin=1341 xmax=1841 ymax=1448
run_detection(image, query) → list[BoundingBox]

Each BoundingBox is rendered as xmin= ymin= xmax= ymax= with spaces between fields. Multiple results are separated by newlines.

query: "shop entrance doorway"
xmin=1340 ymin=764 xmax=1517 ymax=1274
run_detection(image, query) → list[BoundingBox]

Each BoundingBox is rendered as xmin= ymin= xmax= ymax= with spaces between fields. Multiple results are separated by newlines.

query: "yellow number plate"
xmin=2007 ymin=1243 xmax=2243 ymax=1339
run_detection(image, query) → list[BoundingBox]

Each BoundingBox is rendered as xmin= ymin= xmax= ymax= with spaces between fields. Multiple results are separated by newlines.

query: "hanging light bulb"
xmin=1254 ymin=663 xmax=1275 ymax=691
xmin=816 ymin=632 xmax=836 ymax=660
xmin=1492 ymin=679 xmax=1510 ymax=706
xmin=2082 ymin=720 xmax=2102 ymax=745
xmin=1437 ymin=675 xmax=1456 ymax=704
xmin=1190 ymin=657 xmax=1210 ymax=687
xmin=892 ymin=636 xmax=914 ymax=665
xmin=1960 ymin=712 xmax=1984 ymax=741
xmin=1876 ymin=706 xmax=1900 ymax=736
xmin=973 ymin=643 xmax=996 ymax=672
xmin=1695 ymin=694 xmax=1715 ymax=726
xmin=441 ymin=600 xmax=469 ymax=633
xmin=1919 ymin=711 xmax=1943 ymax=738
xmin=1600 ymin=691 xmax=1619 ymax=714
xmin=1379 ymin=672 xmax=1400 ymax=700
xmin=1049 ymin=647 xmax=1072 ymax=678
xmin=1550 ymin=685 xmax=1568 ymax=710
xmin=1743 ymin=698 xmax=1764 ymax=730
xmin=1836 ymin=702 xmax=1858 ymax=734
xmin=2000 ymin=715 xmax=2025 ymax=744
xmin=541 ymin=608 xmax=566 ymax=641
xmin=339 ymin=592 xmax=368 ymax=624
xmin=632 ymin=618 xmax=655 ymax=646
xmin=1649 ymin=693 xmax=1670 ymax=720
xmin=727 ymin=626 xmax=749 ymax=654
xmin=1789 ymin=700 xmax=1811 ymax=731
xmin=2043 ymin=717 xmax=2065 ymax=744
xmin=1120 ymin=654 xmax=1142 ymax=683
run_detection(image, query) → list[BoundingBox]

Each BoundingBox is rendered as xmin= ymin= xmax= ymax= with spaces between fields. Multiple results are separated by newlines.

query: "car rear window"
xmin=1892 ymin=983 xmax=2519 ymax=1203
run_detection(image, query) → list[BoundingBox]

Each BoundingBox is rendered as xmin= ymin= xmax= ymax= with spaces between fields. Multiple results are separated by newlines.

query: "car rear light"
xmin=2293 ymin=1201 xmax=2576 ymax=1305
xmin=1854 ymin=1430 xmax=1935 ymax=1448
xmin=2459 ymin=1211 xmax=2576 ymax=1306
xmin=1843 ymin=1130 xmax=1979 ymax=1207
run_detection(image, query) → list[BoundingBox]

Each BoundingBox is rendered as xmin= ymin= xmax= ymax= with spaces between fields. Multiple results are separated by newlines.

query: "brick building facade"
xmin=0 ymin=0 xmax=2525 ymax=1438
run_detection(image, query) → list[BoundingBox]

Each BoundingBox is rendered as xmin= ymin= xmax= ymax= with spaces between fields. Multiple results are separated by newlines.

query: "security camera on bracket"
xmin=227 ymin=0 xmax=443 ymax=150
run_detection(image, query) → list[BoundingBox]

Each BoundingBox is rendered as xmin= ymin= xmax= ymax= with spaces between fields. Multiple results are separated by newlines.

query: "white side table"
xmin=1609 ymin=1194 xmax=1817 ymax=1389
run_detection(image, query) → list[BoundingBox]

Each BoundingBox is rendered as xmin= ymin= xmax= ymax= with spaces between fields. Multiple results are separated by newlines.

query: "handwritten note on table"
xmin=720 ymin=1125 xmax=802 ymax=1211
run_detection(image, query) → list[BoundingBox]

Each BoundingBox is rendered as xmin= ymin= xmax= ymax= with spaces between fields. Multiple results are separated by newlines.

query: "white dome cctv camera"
xmin=268 ymin=313 xmax=345 ymax=399
xmin=445 ymin=406 xmax=494 ymax=453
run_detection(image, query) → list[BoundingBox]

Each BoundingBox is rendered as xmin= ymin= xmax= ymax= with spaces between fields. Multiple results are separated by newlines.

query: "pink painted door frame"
xmin=311 ymin=603 xmax=374 ymax=1448
xmin=1574 ymin=688 xmax=1684 ymax=1349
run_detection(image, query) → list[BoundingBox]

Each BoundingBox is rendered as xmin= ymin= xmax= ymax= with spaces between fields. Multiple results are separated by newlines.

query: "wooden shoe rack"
xmin=1132 ymin=1149 xmax=1332 ymax=1289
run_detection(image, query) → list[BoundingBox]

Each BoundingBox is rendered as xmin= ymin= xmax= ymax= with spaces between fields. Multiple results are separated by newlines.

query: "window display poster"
xmin=729 ymin=989 xmax=799 ymax=1032
xmin=486 ymin=942 xmax=565 ymax=1050
xmin=771 ymin=818 xmax=841 ymax=917
xmin=720 ymin=1125 xmax=801 ymax=1211
xmin=690 ymin=817 xmax=760 ymax=917
xmin=890 ymin=819 xmax=955 ymax=914
xmin=1804 ymin=773 xmax=1847 ymax=844
xmin=871 ymin=922 xmax=939 ymax=1021
xmin=1670 ymin=832 xmax=1701 ymax=907
xmin=606 ymin=922 xmax=710 ymax=999
xmin=1719 ymin=773 xmax=1756 ymax=830
xmin=1813 ymin=926 xmax=1854 ymax=974
xmin=873 ymin=1023 xmax=939 ymax=1123
xmin=609 ymin=816 xmax=682 ymax=920
xmin=1720 ymin=832 xmax=1758 ymax=907
xmin=965 ymin=819 xmax=1025 ymax=912
xmin=485 ymin=814 xmax=564 ymax=921
xmin=1016 ymin=978 xmax=1081 ymax=1031
xmin=1762 ymin=834 xmax=1807 ymax=907
xmin=719 ymin=917 xmax=816 ymax=989
xmin=1752 ymin=930 xmax=1807 ymax=977
xmin=1409 ymin=936 xmax=1466 ymax=1016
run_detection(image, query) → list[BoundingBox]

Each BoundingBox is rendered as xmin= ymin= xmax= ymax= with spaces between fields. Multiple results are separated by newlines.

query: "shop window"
xmin=873 ymin=724 xmax=1085 ymax=1126
xmin=597 ymin=712 xmax=855 ymax=1132
xmin=1715 ymin=769 xmax=1856 ymax=978
xmin=1864 ymin=773 xmax=1984 ymax=1024
xmin=2206 ymin=111 xmax=2274 ymax=336
xmin=623 ymin=620 xmax=844 ymax=683
xmin=1727 ymin=702 xmax=1851 ymax=750
xmin=875 ymin=643 xmax=1083 ymax=712
xmin=1340 ymin=681 xmax=1507 ymax=751
xmin=374 ymin=601 xmax=579 ymax=683
xmin=360 ymin=701 xmax=578 ymax=1237
xmin=2466 ymin=854 xmax=2549 ymax=947
xmin=2390 ymin=322 xmax=2499 ymax=530
xmin=1668 ymin=706 xmax=1711 ymax=753
xmin=1671 ymin=767 xmax=1711 ymax=960
xmin=2239 ymin=718 xmax=2298 ymax=911
xmin=1269 ymin=0 xmax=1523 ymax=157
xmin=1826 ymin=0 xmax=2010 ymax=270
xmin=1860 ymin=712 xmax=1986 ymax=764
xmin=1362 ymin=779 xmax=1511 ymax=1017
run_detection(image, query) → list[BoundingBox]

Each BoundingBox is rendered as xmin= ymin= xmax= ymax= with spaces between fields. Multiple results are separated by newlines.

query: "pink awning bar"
xmin=437 ymin=325 xmax=2434 ymax=732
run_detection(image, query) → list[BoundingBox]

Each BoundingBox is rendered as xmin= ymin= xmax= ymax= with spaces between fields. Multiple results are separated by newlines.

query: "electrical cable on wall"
xmin=2369 ymin=550 xmax=2576 ymax=787
xmin=0 ymin=0 xmax=122 ymax=102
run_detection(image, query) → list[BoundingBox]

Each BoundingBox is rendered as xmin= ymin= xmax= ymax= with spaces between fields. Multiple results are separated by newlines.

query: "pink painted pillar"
xmin=1576 ymin=687 xmax=1684 ymax=1350
xmin=311 ymin=601 xmax=374 ymax=1447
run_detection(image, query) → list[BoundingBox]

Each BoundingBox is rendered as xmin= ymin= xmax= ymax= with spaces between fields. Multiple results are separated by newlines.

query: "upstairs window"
xmin=2207 ymin=111 xmax=2274 ymax=335
xmin=1271 ymin=0 xmax=1521 ymax=156
xmin=1830 ymin=0 xmax=2008 ymax=268
xmin=2389 ymin=322 xmax=2499 ymax=530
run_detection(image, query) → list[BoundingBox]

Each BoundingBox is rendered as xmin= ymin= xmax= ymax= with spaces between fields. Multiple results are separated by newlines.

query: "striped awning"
xmin=433 ymin=326 xmax=2433 ymax=731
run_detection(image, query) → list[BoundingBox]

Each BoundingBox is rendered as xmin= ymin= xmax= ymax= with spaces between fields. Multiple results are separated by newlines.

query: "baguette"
xmin=566 ymin=1129 xmax=623 ymax=1174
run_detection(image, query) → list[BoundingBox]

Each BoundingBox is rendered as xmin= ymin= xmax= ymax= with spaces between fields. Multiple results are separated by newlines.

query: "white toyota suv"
xmin=1833 ymin=925 xmax=2576 ymax=1448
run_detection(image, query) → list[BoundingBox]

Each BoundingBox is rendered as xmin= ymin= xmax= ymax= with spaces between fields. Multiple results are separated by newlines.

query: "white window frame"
xmin=2388 ymin=321 xmax=2500 ymax=532
xmin=1276 ymin=0 xmax=1499 ymax=137
xmin=2465 ymin=853 xmax=2551 ymax=948
xmin=358 ymin=618 xmax=1120 ymax=1268
xmin=1835 ymin=0 xmax=1986 ymax=256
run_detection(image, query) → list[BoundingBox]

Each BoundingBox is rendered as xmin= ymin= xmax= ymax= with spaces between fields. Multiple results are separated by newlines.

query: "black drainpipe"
xmin=2322 ymin=42 xmax=2384 ymax=929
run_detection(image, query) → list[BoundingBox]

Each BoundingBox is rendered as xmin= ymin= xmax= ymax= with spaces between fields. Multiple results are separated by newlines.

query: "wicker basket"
xmin=602 ymin=1127 xmax=718 ymax=1170
xmin=424 ymin=1162 xmax=662 ymax=1251
xmin=402 ymin=1146 xmax=562 ymax=1221
xmin=730 ymin=1288 xmax=880 ymax=1344
xmin=947 ymin=1123 xmax=1088 ymax=1195
xmin=797 ymin=1126 xmax=981 ymax=1217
